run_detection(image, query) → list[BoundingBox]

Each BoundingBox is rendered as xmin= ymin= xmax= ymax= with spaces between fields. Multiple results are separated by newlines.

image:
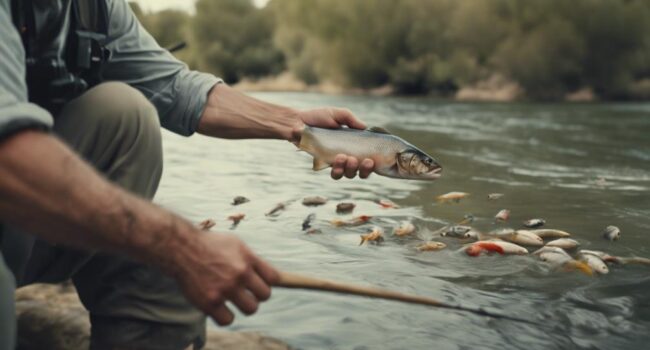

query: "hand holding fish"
xmin=291 ymin=108 xmax=376 ymax=179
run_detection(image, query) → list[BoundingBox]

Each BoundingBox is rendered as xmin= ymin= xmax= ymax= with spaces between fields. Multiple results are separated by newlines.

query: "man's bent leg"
xmin=23 ymin=82 xmax=205 ymax=349
xmin=0 ymin=252 xmax=16 ymax=350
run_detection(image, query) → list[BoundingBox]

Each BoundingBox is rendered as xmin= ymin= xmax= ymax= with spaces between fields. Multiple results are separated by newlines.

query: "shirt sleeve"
xmin=0 ymin=0 xmax=53 ymax=142
xmin=102 ymin=0 xmax=222 ymax=136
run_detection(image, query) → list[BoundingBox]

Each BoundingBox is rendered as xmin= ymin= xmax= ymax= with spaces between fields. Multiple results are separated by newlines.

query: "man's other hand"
xmin=175 ymin=232 xmax=279 ymax=326
xmin=291 ymin=108 xmax=375 ymax=180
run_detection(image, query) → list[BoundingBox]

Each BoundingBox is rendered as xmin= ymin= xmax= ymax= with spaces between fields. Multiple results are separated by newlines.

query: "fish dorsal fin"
xmin=367 ymin=126 xmax=392 ymax=134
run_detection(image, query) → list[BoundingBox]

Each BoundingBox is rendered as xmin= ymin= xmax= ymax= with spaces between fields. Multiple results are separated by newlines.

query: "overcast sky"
xmin=132 ymin=0 xmax=268 ymax=14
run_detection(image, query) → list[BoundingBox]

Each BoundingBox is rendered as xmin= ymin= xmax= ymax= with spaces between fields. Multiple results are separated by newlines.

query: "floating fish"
xmin=561 ymin=260 xmax=594 ymax=276
xmin=331 ymin=215 xmax=372 ymax=227
xmin=393 ymin=222 xmax=416 ymax=237
xmin=545 ymin=238 xmax=580 ymax=250
xmin=436 ymin=192 xmax=469 ymax=203
xmin=302 ymin=196 xmax=328 ymax=206
xmin=417 ymin=241 xmax=447 ymax=251
xmin=336 ymin=202 xmax=356 ymax=214
xmin=482 ymin=240 xmax=529 ymax=255
xmin=232 ymin=196 xmax=250 ymax=206
xmin=545 ymin=238 xmax=579 ymax=249
xmin=299 ymin=126 xmax=442 ymax=180
xmin=533 ymin=246 xmax=571 ymax=266
xmin=533 ymin=247 xmax=592 ymax=275
xmin=197 ymin=219 xmax=216 ymax=231
xmin=603 ymin=225 xmax=620 ymax=241
xmin=440 ymin=225 xmax=473 ymax=239
xmin=360 ymin=227 xmax=384 ymax=245
xmin=487 ymin=193 xmax=504 ymax=200
xmin=523 ymin=218 xmax=546 ymax=229
xmin=577 ymin=252 xmax=609 ymax=274
xmin=529 ymin=229 xmax=571 ymax=239
xmin=494 ymin=209 xmax=510 ymax=222
xmin=377 ymin=199 xmax=399 ymax=209
xmin=579 ymin=250 xmax=618 ymax=263
xmin=265 ymin=202 xmax=286 ymax=216
xmin=489 ymin=229 xmax=543 ymax=246
xmin=465 ymin=242 xmax=505 ymax=257
xmin=227 ymin=213 xmax=245 ymax=226
xmin=302 ymin=213 xmax=316 ymax=231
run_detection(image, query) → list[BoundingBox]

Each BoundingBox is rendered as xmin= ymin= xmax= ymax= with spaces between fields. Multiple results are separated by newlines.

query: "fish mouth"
xmin=426 ymin=166 xmax=443 ymax=178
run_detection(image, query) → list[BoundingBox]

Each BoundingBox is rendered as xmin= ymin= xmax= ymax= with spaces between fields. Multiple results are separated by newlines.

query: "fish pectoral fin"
xmin=313 ymin=158 xmax=330 ymax=171
xmin=367 ymin=126 xmax=392 ymax=134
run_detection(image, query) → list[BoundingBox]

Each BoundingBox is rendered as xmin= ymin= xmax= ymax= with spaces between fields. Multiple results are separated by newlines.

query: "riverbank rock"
xmin=565 ymin=87 xmax=596 ymax=102
xmin=455 ymin=74 xmax=523 ymax=102
xmin=15 ymin=283 xmax=290 ymax=350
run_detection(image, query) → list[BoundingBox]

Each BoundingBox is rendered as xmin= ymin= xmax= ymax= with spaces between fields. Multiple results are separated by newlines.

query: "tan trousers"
xmin=7 ymin=82 xmax=206 ymax=350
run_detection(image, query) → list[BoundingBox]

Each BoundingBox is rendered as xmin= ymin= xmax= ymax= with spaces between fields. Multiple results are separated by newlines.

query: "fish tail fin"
xmin=359 ymin=236 xmax=366 ymax=245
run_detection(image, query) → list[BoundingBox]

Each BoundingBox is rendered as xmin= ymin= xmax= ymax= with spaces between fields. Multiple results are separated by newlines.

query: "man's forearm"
xmin=197 ymin=83 xmax=299 ymax=141
xmin=0 ymin=130 xmax=198 ymax=277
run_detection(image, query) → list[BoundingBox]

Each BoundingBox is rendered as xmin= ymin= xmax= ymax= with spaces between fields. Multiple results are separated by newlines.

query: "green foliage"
xmin=130 ymin=0 xmax=650 ymax=100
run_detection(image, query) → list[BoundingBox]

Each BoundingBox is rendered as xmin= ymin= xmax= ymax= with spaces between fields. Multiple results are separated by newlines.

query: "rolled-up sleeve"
xmin=102 ymin=0 xmax=221 ymax=136
xmin=0 ymin=0 xmax=53 ymax=142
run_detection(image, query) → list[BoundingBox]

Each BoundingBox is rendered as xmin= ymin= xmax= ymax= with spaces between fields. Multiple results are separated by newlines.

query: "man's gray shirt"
xmin=0 ymin=0 xmax=222 ymax=139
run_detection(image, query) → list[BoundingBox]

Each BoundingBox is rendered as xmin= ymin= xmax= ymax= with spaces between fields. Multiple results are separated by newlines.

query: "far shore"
xmin=234 ymin=72 xmax=650 ymax=103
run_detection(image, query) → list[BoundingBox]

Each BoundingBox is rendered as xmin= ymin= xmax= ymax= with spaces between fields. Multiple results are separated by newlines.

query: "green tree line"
xmin=130 ymin=0 xmax=650 ymax=100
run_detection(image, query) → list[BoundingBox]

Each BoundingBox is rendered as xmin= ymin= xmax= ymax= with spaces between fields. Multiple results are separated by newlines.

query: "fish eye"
xmin=423 ymin=158 xmax=433 ymax=166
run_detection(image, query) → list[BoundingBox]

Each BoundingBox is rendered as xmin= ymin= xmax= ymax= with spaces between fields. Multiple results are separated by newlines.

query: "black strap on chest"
xmin=10 ymin=0 xmax=110 ymax=113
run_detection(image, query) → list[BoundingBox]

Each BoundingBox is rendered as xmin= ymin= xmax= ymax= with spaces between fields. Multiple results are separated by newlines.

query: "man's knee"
xmin=54 ymin=82 xmax=163 ymax=196
xmin=60 ymin=82 xmax=161 ymax=141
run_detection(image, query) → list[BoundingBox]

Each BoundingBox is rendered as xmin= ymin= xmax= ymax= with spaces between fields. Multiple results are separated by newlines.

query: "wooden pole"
xmin=276 ymin=271 xmax=540 ymax=325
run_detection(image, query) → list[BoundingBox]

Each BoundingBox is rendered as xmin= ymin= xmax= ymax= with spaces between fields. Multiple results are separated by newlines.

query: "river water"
xmin=156 ymin=93 xmax=650 ymax=350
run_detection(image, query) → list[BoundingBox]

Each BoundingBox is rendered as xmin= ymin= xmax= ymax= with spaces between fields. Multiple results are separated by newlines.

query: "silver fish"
xmin=523 ymin=218 xmax=546 ymax=229
xmin=529 ymin=229 xmax=571 ymax=239
xmin=545 ymin=238 xmax=580 ymax=250
xmin=299 ymin=126 xmax=442 ymax=180
xmin=441 ymin=225 xmax=473 ymax=238
xmin=603 ymin=225 xmax=620 ymax=241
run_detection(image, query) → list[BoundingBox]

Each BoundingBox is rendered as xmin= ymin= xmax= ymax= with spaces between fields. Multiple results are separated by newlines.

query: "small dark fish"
xmin=523 ymin=218 xmax=546 ymax=228
xmin=302 ymin=196 xmax=328 ymax=206
xmin=265 ymin=203 xmax=286 ymax=216
xmin=197 ymin=219 xmax=216 ymax=231
xmin=232 ymin=196 xmax=250 ymax=206
xmin=302 ymin=213 xmax=316 ymax=231
xmin=336 ymin=202 xmax=356 ymax=214
xmin=603 ymin=226 xmax=620 ymax=241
